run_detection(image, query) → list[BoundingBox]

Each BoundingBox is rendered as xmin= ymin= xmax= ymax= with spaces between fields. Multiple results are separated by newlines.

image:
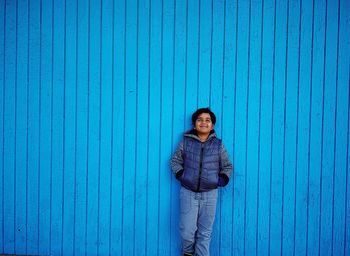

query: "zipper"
xmin=196 ymin=143 xmax=204 ymax=192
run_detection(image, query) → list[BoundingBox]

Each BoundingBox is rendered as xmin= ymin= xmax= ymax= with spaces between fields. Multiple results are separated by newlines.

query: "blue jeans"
xmin=179 ymin=187 xmax=218 ymax=256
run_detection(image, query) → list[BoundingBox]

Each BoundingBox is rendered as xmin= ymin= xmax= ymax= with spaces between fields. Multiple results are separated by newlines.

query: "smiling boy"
xmin=170 ymin=108 xmax=233 ymax=256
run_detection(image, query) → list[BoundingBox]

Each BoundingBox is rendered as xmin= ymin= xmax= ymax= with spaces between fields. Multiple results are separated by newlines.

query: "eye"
xmin=196 ymin=118 xmax=212 ymax=123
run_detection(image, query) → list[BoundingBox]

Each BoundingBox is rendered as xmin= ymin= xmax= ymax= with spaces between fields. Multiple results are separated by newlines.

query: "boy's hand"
xmin=218 ymin=174 xmax=229 ymax=187
xmin=176 ymin=169 xmax=184 ymax=180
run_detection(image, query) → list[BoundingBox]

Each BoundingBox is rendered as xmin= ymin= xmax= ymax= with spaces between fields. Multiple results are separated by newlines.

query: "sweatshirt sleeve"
xmin=219 ymin=143 xmax=233 ymax=186
xmin=170 ymin=141 xmax=184 ymax=178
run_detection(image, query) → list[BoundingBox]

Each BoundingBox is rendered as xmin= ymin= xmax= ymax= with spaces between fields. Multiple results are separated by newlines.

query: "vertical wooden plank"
xmin=307 ymin=0 xmax=326 ymax=254
xmin=110 ymin=0 xmax=125 ymax=253
xmin=294 ymin=0 xmax=313 ymax=255
xmin=210 ymin=0 xmax=225 ymax=131
xmin=270 ymin=0 xmax=288 ymax=254
xmin=3 ymin=0 xmax=16 ymax=253
xmin=346 ymin=91 xmax=350 ymax=256
xmin=62 ymin=0 xmax=77 ymax=254
xmin=123 ymin=0 xmax=137 ymax=254
xmin=27 ymin=0 xmax=40 ymax=254
xmin=233 ymin=0 xmax=249 ymax=254
xmin=185 ymin=0 xmax=199 ymax=113
xmin=147 ymin=0 xmax=162 ymax=253
xmin=51 ymin=0 xmax=65 ymax=253
xmin=15 ymin=0 xmax=29 ymax=253
xmin=210 ymin=0 xmax=225 ymax=254
xmin=75 ymin=0 xmax=89 ymax=254
xmin=220 ymin=0 xmax=236 ymax=255
xmin=98 ymin=0 xmax=113 ymax=254
xmin=172 ymin=0 xmax=187 ymax=138
xmin=50 ymin=1 xmax=64 ymax=254
xmin=282 ymin=0 xmax=300 ymax=255
xmin=245 ymin=0 xmax=262 ymax=255
xmin=332 ymin=0 xmax=350 ymax=254
xmin=86 ymin=0 xmax=101 ymax=254
xmin=134 ymin=0 xmax=149 ymax=254
xmin=172 ymin=0 xmax=186 ymax=133
xmin=0 ymin=0 xmax=5 ymax=251
xmin=197 ymin=0 xmax=211 ymax=108
xmin=38 ymin=0 xmax=53 ymax=254
xmin=158 ymin=0 xmax=174 ymax=254
xmin=320 ymin=0 xmax=339 ymax=255
xmin=344 ymin=96 xmax=350 ymax=255
xmin=171 ymin=0 xmax=187 ymax=254
xmin=257 ymin=0 xmax=274 ymax=254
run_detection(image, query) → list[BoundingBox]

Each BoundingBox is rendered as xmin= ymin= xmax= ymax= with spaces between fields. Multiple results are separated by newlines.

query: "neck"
xmin=197 ymin=133 xmax=209 ymax=142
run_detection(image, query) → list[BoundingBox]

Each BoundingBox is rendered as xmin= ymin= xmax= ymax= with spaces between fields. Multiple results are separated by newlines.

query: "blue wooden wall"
xmin=1 ymin=0 xmax=350 ymax=255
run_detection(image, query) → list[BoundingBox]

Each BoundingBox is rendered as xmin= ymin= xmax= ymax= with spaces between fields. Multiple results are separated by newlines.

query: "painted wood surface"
xmin=1 ymin=0 xmax=350 ymax=255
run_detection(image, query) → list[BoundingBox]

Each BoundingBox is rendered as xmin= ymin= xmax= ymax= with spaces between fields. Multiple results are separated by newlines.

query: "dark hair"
xmin=191 ymin=107 xmax=216 ymax=125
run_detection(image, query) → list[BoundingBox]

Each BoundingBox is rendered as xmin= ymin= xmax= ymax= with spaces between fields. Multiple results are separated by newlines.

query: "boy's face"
xmin=194 ymin=113 xmax=214 ymax=136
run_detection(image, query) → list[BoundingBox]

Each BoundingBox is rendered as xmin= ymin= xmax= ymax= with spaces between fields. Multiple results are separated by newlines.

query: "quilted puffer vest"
xmin=181 ymin=135 xmax=222 ymax=192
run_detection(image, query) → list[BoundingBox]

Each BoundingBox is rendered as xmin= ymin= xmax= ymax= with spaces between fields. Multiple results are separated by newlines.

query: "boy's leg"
xmin=179 ymin=187 xmax=199 ymax=255
xmin=195 ymin=189 xmax=218 ymax=256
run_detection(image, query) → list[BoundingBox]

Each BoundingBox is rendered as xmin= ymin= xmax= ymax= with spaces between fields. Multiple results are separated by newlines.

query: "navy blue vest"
xmin=181 ymin=135 xmax=221 ymax=192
